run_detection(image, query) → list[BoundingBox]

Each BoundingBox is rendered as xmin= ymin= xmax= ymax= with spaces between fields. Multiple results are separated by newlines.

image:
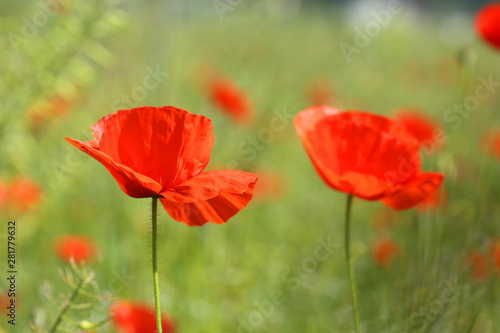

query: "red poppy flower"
xmin=495 ymin=244 xmax=500 ymax=271
xmin=251 ymin=168 xmax=286 ymax=202
xmin=8 ymin=176 xmax=42 ymax=213
xmin=475 ymin=3 xmax=500 ymax=50
xmin=26 ymin=95 xmax=70 ymax=126
xmin=463 ymin=251 xmax=488 ymax=280
xmin=55 ymin=235 xmax=96 ymax=263
xmin=393 ymin=109 xmax=442 ymax=149
xmin=372 ymin=239 xmax=398 ymax=268
xmin=482 ymin=130 xmax=500 ymax=157
xmin=65 ymin=106 xmax=258 ymax=226
xmin=306 ymin=77 xmax=335 ymax=105
xmin=294 ymin=107 xmax=443 ymax=210
xmin=0 ymin=179 xmax=7 ymax=206
xmin=208 ymin=78 xmax=253 ymax=125
xmin=111 ymin=301 xmax=175 ymax=333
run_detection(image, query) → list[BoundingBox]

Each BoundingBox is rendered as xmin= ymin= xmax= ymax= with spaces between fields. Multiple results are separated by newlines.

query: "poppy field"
xmin=2 ymin=1 xmax=500 ymax=332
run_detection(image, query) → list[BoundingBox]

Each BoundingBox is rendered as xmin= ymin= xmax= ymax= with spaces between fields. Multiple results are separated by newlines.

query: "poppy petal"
xmin=381 ymin=172 xmax=444 ymax=210
xmin=90 ymin=112 xmax=117 ymax=144
xmin=293 ymin=105 xmax=340 ymax=136
xmin=294 ymin=110 xmax=421 ymax=200
xmin=475 ymin=3 xmax=500 ymax=50
xmin=65 ymin=138 xmax=162 ymax=198
xmin=97 ymin=106 xmax=214 ymax=190
xmin=159 ymin=170 xmax=258 ymax=226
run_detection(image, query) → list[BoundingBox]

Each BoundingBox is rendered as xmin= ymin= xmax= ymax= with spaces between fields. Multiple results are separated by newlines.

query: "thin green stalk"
xmin=152 ymin=196 xmax=163 ymax=333
xmin=344 ymin=194 xmax=360 ymax=333
xmin=49 ymin=278 xmax=85 ymax=333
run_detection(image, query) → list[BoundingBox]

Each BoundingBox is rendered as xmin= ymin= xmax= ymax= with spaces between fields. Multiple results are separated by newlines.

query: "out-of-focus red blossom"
xmin=208 ymin=78 xmax=253 ymax=125
xmin=464 ymin=240 xmax=500 ymax=280
xmin=0 ymin=291 xmax=10 ymax=315
xmin=393 ymin=109 xmax=442 ymax=149
xmin=306 ymin=77 xmax=335 ymax=105
xmin=65 ymin=106 xmax=258 ymax=226
xmin=26 ymin=95 xmax=70 ymax=125
xmin=372 ymin=239 xmax=398 ymax=268
xmin=0 ymin=180 xmax=7 ymax=207
xmin=251 ymin=168 xmax=286 ymax=201
xmin=481 ymin=130 xmax=500 ymax=157
xmin=463 ymin=251 xmax=488 ymax=280
xmin=293 ymin=106 xmax=444 ymax=210
xmin=55 ymin=235 xmax=96 ymax=263
xmin=111 ymin=301 xmax=175 ymax=333
xmin=8 ymin=177 xmax=42 ymax=213
xmin=475 ymin=3 xmax=500 ymax=50
xmin=415 ymin=189 xmax=447 ymax=213
xmin=495 ymin=243 xmax=500 ymax=271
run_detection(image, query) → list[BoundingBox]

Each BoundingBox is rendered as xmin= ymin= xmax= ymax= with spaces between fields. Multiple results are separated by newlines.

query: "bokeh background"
xmin=1 ymin=0 xmax=500 ymax=332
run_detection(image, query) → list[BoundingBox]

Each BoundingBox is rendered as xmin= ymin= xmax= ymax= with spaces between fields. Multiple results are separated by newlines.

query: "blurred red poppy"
xmin=482 ymin=130 xmax=500 ymax=157
xmin=8 ymin=177 xmax=42 ymax=213
xmin=111 ymin=301 xmax=175 ymax=333
xmin=372 ymin=238 xmax=398 ymax=268
xmin=55 ymin=235 xmax=96 ymax=263
xmin=463 ymin=251 xmax=487 ymax=280
xmin=394 ymin=109 xmax=442 ymax=149
xmin=475 ymin=3 xmax=500 ymax=50
xmin=251 ymin=168 xmax=286 ymax=202
xmin=66 ymin=106 xmax=258 ymax=226
xmin=495 ymin=243 xmax=500 ymax=271
xmin=0 ymin=179 xmax=7 ymax=207
xmin=294 ymin=107 xmax=443 ymax=210
xmin=26 ymin=95 xmax=70 ymax=125
xmin=306 ymin=77 xmax=335 ymax=105
xmin=208 ymin=78 xmax=253 ymax=125
xmin=0 ymin=291 xmax=9 ymax=315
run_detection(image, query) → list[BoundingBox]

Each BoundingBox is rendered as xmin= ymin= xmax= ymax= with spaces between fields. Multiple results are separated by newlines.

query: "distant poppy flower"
xmin=208 ymin=78 xmax=253 ymax=125
xmin=8 ymin=177 xmax=42 ymax=213
xmin=111 ymin=301 xmax=175 ymax=333
xmin=26 ymin=95 xmax=69 ymax=126
xmin=0 ymin=291 xmax=9 ymax=315
xmin=306 ymin=77 xmax=335 ymax=105
xmin=55 ymin=235 xmax=96 ymax=263
xmin=475 ymin=3 xmax=500 ymax=50
xmin=294 ymin=107 xmax=443 ymax=210
xmin=393 ymin=109 xmax=443 ymax=150
xmin=463 ymin=250 xmax=487 ymax=280
xmin=495 ymin=244 xmax=500 ymax=271
xmin=251 ymin=168 xmax=286 ymax=201
xmin=482 ymin=130 xmax=500 ymax=157
xmin=0 ymin=180 xmax=7 ymax=207
xmin=65 ymin=106 xmax=258 ymax=226
xmin=372 ymin=239 xmax=398 ymax=268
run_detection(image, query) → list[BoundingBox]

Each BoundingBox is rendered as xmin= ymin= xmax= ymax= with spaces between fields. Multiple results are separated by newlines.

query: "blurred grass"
xmin=1 ymin=0 xmax=500 ymax=332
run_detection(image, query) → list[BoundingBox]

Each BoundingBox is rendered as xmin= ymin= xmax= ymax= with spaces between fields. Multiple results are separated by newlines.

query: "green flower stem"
xmin=49 ymin=278 xmax=85 ymax=333
xmin=152 ymin=196 xmax=163 ymax=333
xmin=344 ymin=194 xmax=360 ymax=333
